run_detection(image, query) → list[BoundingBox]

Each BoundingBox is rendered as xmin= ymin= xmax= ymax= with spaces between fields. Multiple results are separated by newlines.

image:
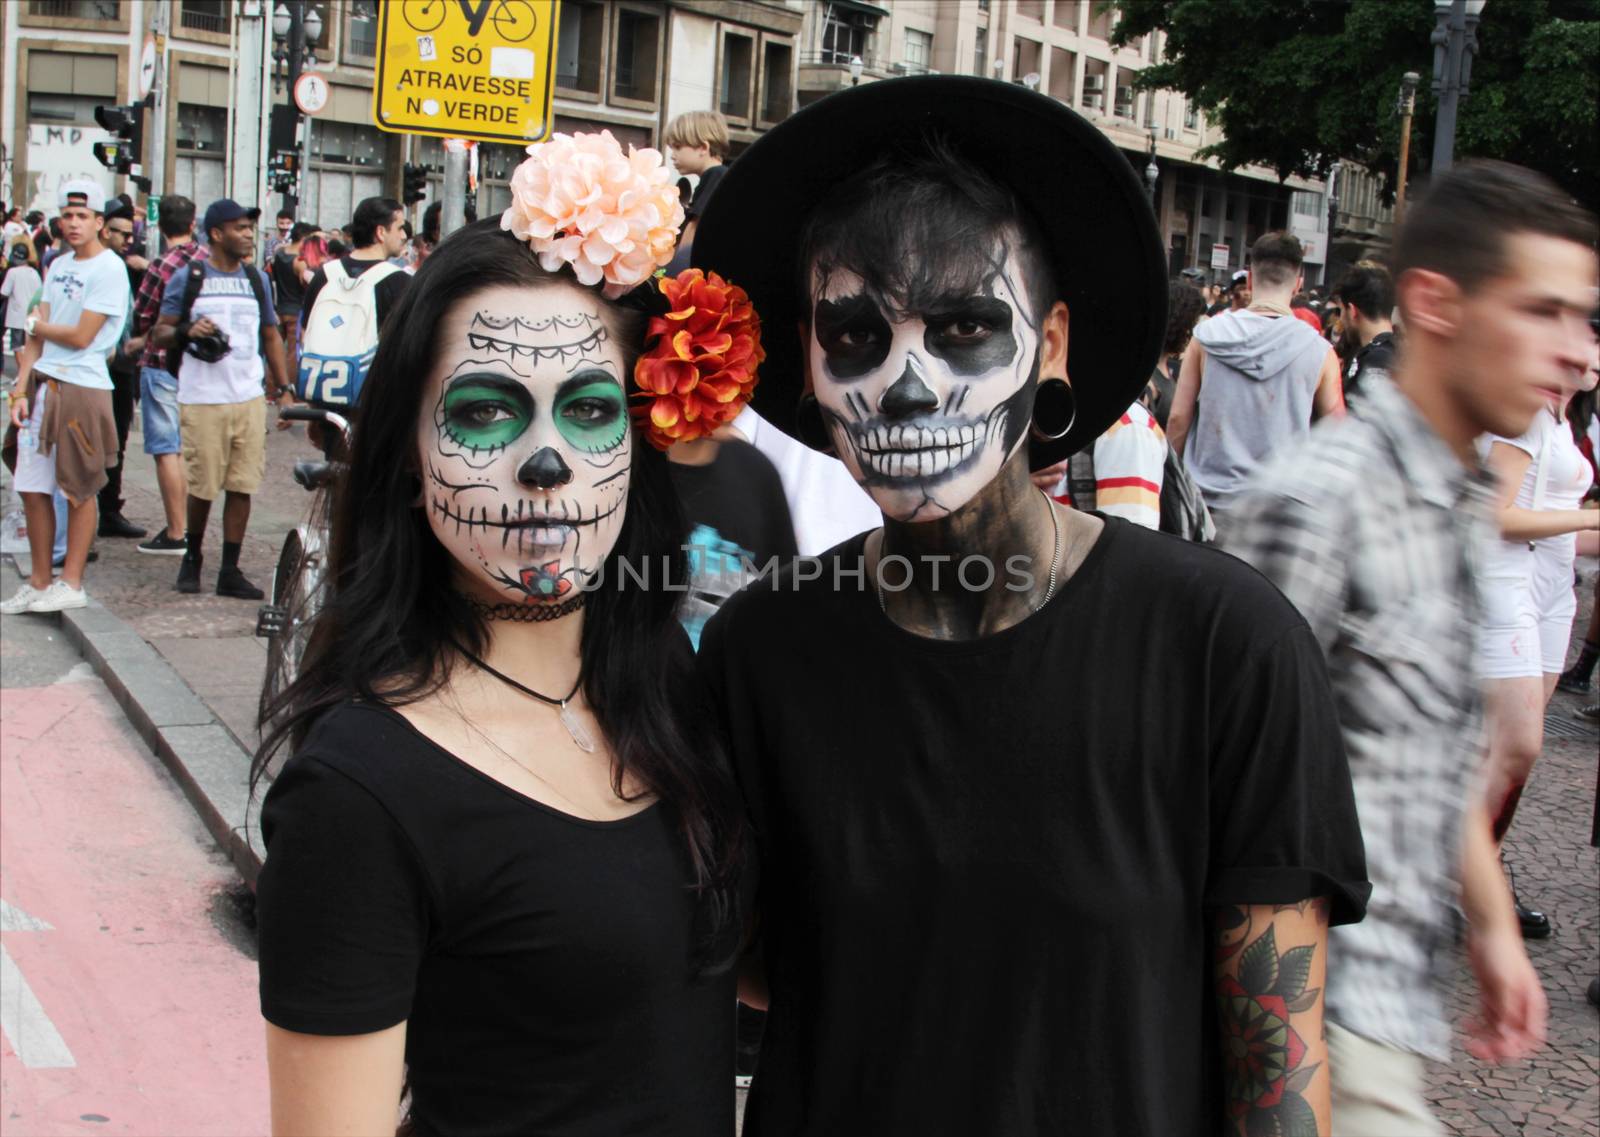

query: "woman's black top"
xmin=256 ymin=702 xmax=735 ymax=1137
xmin=270 ymin=249 xmax=305 ymax=316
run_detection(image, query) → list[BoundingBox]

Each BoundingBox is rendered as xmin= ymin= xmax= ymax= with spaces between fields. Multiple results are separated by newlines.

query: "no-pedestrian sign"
xmin=373 ymin=0 xmax=559 ymax=146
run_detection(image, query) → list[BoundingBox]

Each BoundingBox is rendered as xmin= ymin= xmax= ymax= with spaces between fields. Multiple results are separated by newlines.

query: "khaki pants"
xmin=180 ymin=398 xmax=266 ymax=501
xmin=1328 ymin=1022 xmax=1444 ymax=1137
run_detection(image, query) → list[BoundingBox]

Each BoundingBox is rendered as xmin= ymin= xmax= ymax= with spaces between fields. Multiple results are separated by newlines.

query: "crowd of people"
xmin=0 ymin=184 xmax=440 ymax=610
xmin=3 ymin=86 xmax=1598 ymax=1136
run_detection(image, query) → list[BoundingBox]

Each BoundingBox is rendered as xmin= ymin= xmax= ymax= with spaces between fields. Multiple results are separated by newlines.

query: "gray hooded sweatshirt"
xmin=1187 ymin=309 xmax=1331 ymax=511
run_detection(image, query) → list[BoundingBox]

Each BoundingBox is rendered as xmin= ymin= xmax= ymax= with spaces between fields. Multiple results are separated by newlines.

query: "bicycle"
xmin=255 ymin=405 xmax=350 ymax=721
xmin=400 ymin=0 xmax=536 ymax=42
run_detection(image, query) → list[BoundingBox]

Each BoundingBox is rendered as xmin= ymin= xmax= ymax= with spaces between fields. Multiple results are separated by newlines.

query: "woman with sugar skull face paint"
xmin=692 ymin=79 xmax=1368 ymax=1137
xmin=252 ymin=132 xmax=759 ymax=1137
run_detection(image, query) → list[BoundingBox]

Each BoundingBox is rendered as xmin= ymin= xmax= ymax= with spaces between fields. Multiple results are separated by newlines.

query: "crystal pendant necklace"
xmin=455 ymin=646 xmax=595 ymax=753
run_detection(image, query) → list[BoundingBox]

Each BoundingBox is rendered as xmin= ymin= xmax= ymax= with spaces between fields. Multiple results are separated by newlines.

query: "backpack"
xmin=1067 ymin=444 xmax=1216 ymax=543
xmin=165 ymin=259 xmax=272 ymax=377
xmin=296 ymin=258 xmax=402 ymax=407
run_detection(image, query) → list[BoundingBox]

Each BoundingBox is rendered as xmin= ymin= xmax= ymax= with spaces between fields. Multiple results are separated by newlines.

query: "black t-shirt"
xmin=298 ymin=254 xmax=410 ymax=331
xmin=669 ymin=439 xmax=798 ymax=647
xmin=1346 ymin=330 xmax=1396 ymax=404
xmin=270 ymin=249 xmax=306 ymax=315
xmin=698 ymin=518 xmax=1368 ymax=1137
xmin=687 ymin=163 xmax=728 ymax=220
xmin=255 ymin=702 xmax=736 ymax=1137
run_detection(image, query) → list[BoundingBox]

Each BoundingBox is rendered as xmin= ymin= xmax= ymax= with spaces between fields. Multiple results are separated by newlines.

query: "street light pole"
xmin=1431 ymin=0 xmax=1486 ymax=173
xmin=1144 ymin=130 xmax=1159 ymax=201
xmin=1325 ymin=160 xmax=1341 ymax=288
xmin=1395 ymin=71 xmax=1419 ymax=223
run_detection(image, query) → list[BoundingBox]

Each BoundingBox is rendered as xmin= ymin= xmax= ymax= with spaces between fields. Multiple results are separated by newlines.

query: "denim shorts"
xmin=140 ymin=366 xmax=181 ymax=456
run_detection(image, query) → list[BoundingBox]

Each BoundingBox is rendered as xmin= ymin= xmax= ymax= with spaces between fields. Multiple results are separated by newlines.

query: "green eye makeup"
xmin=442 ymin=376 xmax=535 ymax=455
xmin=554 ymin=373 xmax=627 ymax=453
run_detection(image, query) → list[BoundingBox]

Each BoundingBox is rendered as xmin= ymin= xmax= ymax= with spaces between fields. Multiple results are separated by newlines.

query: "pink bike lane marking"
xmin=1 ymin=675 xmax=268 ymax=1136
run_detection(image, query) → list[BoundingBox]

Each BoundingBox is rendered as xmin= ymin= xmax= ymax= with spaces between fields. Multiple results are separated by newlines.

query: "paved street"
xmin=0 ymin=611 xmax=267 ymax=1136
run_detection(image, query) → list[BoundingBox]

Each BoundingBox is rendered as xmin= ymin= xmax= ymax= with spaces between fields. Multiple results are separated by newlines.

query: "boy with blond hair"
xmin=664 ymin=110 xmax=731 ymax=256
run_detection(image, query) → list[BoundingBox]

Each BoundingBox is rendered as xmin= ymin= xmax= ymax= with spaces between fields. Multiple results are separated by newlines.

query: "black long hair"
xmin=256 ymin=218 xmax=745 ymax=968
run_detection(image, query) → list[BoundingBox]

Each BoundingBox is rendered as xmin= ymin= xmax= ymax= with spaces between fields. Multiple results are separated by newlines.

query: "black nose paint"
xmin=518 ymin=447 xmax=574 ymax=489
xmin=879 ymin=362 xmax=941 ymax=418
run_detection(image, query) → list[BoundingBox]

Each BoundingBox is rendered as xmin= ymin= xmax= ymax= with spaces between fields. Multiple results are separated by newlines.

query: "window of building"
xmin=1047 ymin=47 xmax=1075 ymax=102
xmin=26 ymin=93 xmax=104 ymax=125
xmin=762 ymin=40 xmax=794 ymax=123
xmin=312 ymin=121 xmax=385 ymax=168
xmin=1012 ymin=37 xmax=1041 ymax=85
xmin=176 ymin=103 xmax=227 ymax=153
xmin=820 ymin=8 xmax=872 ymax=64
xmin=1184 ymin=101 xmax=1200 ymax=130
xmin=27 ymin=0 xmax=120 ymax=16
xmin=556 ymin=0 xmax=605 ymax=94
xmin=345 ymin=0 xmax=378 ymax=62
xmin=178 ymin=0 xmax=229 ymax=34
xmin=973 ymin=27 xmax=988 ymax=78
xmin=612 ymin=6 xmax=660 ymax=105
xmin=903 ymin=29 xmax=931 ymax=74
xmin=477 ymin=142 xmax=524 ymax=217
xmin=720 ymin=32 xmax=754 ymax=121
xmin=1017 ymin=0 xmax=1044 ymax=20
xmin=1053 ymin=0 xmax=1080 ymax=31
xmin=1088 ymin=4 xmax=1112 ymax=39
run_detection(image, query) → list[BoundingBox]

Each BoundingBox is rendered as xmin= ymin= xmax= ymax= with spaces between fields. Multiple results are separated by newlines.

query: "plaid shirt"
xmin=1225 ymin=372 xmax=1498 ymax=1059
xmin=132 ymin=238 xmax=204 ymax=371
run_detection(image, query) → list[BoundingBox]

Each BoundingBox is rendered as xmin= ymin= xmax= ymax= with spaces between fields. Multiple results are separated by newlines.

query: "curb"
xmin=49 ymin=593 xmax=266 ymax=886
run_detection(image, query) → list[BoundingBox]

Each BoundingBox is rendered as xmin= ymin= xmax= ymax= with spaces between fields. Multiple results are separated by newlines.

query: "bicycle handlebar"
xmin=278 ymin=406 xmax=351 ymax=436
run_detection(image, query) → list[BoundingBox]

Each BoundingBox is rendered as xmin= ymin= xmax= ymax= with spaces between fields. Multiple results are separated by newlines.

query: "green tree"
xmin=1110 ymin=0 xmax=1599 ymax=210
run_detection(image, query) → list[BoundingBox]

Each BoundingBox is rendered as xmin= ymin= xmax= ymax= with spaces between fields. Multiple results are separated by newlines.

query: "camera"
xmin=185 ymin=327 xmax=232 ymax=364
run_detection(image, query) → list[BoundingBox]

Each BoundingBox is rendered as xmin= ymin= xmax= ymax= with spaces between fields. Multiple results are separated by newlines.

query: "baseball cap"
xmin=57 ymin=179 xmax=107 ymax=213
xmin=1230 ymin=269 xmax=1250 ymax=289
xmin=202 ymin=198 xmax=262 ymax=236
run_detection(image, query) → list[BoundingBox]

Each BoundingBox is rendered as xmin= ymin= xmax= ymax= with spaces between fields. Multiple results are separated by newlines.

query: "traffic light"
xmin=403 ymin=163 xmax=428 ymax=207
xmin=92 ymin=102 xmax=149 ymax=192
xmin=269 ymin=150 xmax=300 ymax=195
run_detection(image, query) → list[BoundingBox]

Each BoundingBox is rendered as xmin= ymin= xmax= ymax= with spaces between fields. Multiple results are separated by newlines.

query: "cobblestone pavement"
xmin=1422 ymin=576 xmax=1600 ymax=1137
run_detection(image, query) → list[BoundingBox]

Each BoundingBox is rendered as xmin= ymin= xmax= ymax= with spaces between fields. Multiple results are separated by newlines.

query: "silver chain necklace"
xmin=876 ymin=489 xmax=1062 ymax=617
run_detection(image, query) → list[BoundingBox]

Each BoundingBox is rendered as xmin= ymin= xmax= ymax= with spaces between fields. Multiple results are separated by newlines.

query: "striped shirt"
xmin=1224 ymin=372 xmax=1498 ymax=1059
xmin=1093 ymin=403 xmax=1166 ymax=530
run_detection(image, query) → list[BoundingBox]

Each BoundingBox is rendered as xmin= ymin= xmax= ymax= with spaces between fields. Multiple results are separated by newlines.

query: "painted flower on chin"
xmin=633 ymin=268 xmax=764 ymax=449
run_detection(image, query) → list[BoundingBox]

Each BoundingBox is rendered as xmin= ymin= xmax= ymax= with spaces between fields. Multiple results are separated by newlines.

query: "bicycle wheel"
xmin=401 ymin=0 xmax=447 ymax=34
xmin=490 ymin=0 xmax=537 ymax=43
xmin=259 ymin=529 xmax=320 ymax=726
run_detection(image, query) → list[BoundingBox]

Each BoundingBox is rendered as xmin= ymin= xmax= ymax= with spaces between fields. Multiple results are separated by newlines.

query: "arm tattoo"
xmin=1216 ymin=900 xmax=1330 ymax=1137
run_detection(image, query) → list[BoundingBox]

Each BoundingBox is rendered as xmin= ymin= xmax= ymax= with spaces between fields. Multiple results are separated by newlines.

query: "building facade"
xmin=2 ymin=0 xmax=803 ymax=232
xmin=798 ymin=0 xmax=1336 ymax=284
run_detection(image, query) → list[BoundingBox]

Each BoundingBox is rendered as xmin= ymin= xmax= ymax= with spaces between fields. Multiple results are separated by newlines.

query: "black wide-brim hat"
xmin=692 ymin=75 xmax=1167 ymax=468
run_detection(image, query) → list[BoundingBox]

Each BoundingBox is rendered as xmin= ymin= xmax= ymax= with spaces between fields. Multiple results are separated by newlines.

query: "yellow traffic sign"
xmin=373 ymin=0 xmax=559 ymax=146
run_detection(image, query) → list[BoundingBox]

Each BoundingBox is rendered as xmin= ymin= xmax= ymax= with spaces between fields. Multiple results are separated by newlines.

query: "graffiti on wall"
xmin=25 ymin=125 xmax=116 ymax=216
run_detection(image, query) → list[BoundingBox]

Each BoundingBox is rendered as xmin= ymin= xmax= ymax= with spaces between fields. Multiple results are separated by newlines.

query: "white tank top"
xmin=1478 ymin=407 xmax=1591 ymax=576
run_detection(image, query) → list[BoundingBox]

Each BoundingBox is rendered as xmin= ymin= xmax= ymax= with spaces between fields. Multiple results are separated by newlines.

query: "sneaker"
xmin=138 ymin=532 xmax=188 ymax=555
xmin=175 ymin=555 xmax=203 ymax=594
xmin=97 ymin=511 xmax=148 ymax=540
xmin=0 ymin=583 xmax=45 ymax=615
xmin=26 ymin=579 xmax=87 ymax=612
xmin=216 ymin=566 xmax=264 ymax=600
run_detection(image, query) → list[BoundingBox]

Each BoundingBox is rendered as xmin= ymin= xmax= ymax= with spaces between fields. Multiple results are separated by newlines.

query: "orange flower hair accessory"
xmin=633 ymin=268 xmax=765 ymax=449
xmin=501 ymin=130 xmax=684 ymax=298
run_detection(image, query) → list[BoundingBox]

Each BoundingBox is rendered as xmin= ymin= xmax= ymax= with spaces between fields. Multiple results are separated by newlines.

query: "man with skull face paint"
xmin=694 ymin=78 xmax=1369 ymax=1136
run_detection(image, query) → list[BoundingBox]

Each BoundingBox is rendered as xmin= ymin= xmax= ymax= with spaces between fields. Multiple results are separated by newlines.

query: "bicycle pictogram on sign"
xmin=400 ymin=0 xmax=538 ymax=42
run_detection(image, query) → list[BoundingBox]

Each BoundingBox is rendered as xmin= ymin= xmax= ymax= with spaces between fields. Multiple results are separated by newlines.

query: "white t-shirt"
xmin=1091 ymin=401 xmax=1168 ymax=530
xmin=34 ymin=247 xmax=129 ymax=390
xmin=1479 ymin=406 xmax=1592 ymax=572
xmin=734 ymin=407 xmax=881 ymax=556
xmin=160 ymin=261 xmax=278 ymax=405
xmin=1 ymin=264 xmax=43 ymax=330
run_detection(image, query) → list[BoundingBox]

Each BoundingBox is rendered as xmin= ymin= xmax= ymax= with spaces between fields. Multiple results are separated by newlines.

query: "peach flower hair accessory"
xmin=501 ymin=129 xmax=685 ymax=299
xmin=633 ymin=268 xmax=764 ymax=450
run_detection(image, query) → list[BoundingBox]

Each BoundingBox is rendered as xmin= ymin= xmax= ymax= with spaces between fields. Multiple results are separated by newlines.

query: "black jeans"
xmin=98 ymin=362 xmax=137 ymax=515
